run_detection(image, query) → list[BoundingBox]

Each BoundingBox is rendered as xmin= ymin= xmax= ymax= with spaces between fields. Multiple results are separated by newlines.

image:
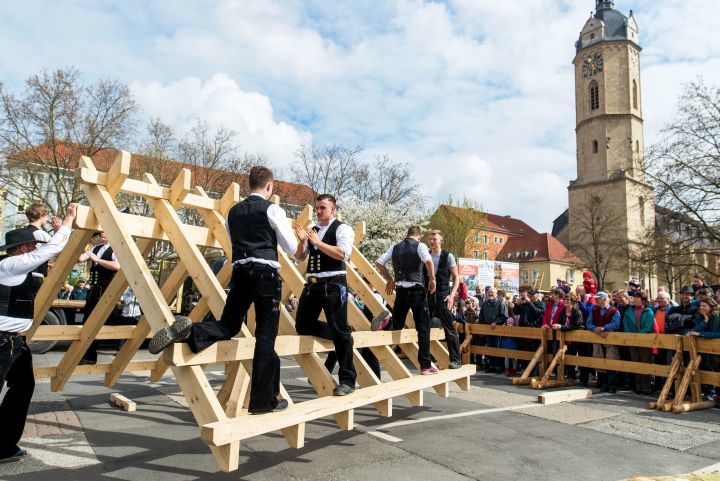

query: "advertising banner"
xmin=458 ymin=258 xmax=520 ymax=296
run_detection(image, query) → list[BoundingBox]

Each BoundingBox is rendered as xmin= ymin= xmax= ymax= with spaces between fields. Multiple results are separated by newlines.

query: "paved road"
xmin=2 ymin=350 xmax=720 ymax=481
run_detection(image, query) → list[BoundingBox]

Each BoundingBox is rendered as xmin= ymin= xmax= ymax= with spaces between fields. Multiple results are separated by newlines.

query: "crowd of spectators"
xmin=454 ymin=273 xmax=720 ymax=401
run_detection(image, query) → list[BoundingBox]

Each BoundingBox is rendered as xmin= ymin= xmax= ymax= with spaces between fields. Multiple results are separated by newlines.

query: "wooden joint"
xmin=170 ymin=168 xmax=192 ymax=208
xmin=220 ymin=183 xmax=240 ymax=217
xmin=107 ymin=150 xmax=131 ymax=196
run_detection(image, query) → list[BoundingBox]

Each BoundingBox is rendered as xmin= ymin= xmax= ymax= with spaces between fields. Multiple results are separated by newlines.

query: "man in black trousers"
xmin=0 ymin=203 xmax=77 ymax=462
xmin=426 ymin=230 xmax=462 ymax=369
xmin=150 ymin=166 xmax=302 ymax=414
xmin=79 ymin=231 xmax=120 ymax=364
xmin=293 ymin=194 xmax=375 ymax=396
xmin=375 ymin=226 xmax=438 ymax=375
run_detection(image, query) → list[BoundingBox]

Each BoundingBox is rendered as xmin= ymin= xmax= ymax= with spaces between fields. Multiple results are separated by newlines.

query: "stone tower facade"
xmin=567 ymin=0 xmax=655 ymax=291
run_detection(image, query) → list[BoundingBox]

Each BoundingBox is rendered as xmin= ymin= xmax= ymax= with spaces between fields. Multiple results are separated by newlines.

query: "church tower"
xmin=567 ymin=0 xmax=655 ymax=291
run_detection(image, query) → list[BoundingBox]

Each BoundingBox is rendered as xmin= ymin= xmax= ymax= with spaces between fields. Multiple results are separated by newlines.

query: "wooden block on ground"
xmin=110 ymin=393 xmax=137 ymax=412
xmin=538 ymin=388 xmax=592 ymax=405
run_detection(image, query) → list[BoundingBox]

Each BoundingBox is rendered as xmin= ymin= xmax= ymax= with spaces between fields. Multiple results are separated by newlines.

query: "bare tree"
xmin=426 ymin=196 xmax=488 ymax=261
xmin=291 ymin=143 xmax=368 ymax=202
xmin=0 ymin=68 xmax=138 ymax=217
xmin=353 ymin=154 xmax=422 ymax=207
xmin=644 ymin=78 xmax=720 ymax=279
xmin=570 ymin=195 xmax=627 ymax=290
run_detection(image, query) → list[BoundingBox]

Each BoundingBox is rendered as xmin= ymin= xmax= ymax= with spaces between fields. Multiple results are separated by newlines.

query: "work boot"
xmin=249 ymin=399 xmax=289 ymax=415
xmin=149 ymin=315 xmax=193 ymax=354
xmin=333 ymin=384 xmax=355 ymax=396
xmin=448 ymin=361 xmax=462 ymax=369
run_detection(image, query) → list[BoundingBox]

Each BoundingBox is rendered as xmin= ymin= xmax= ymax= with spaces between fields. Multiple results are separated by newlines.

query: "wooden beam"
xmin=110 ymin=393 xmax=137 ymax=412
xmin=538 ymin=388 xmax=592 ymax=405
xmin=106 ymin=150 xmax=131 ymax=196
xmin=32 ymin=325 xmax=152 ymax=341
xmin=170 ymin=168 xmax=192 ymax=208
xmin=219 ymin=183 xmax=240 ymax=218
xmin=201 ymin=365 xmax=476 ymax=446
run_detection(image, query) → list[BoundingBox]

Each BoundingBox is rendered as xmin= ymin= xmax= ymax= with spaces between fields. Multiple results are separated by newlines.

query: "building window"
xmin=636 ymin=140 xmax=640 ymax=154
xmin=632 ymin=80 xmax=638 ymax=109
xmin=521 ymin=269 xmax=529 ymax=281
xmin=532 ymin=271 xmax=539 ymax=282
xmin=639 ymin=197 xmax=645 ymax=227
xmin=473 ymin=233 xmax=479 ymax=243
xmin=592 ymin=140 xmax=599 ymax=154
xmin=567 ymin=270 xmax=576 ymax=284
xmin=590 ymin=80 xmax=600 ymax=110
xmin=482 ymin=235 xmax=488 ymax=244
xmin=481 ymin=252 xmax=489 ymax=260
xmin=473 ymin=250 xmax=479 ymax=259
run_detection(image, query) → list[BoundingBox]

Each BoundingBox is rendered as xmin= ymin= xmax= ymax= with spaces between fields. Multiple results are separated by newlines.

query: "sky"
xmin=1 ymin=0 xmax=719 ymax=232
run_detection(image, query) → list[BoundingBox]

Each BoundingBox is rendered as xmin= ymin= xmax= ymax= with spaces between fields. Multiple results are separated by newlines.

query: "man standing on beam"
xmin=426 ymin=230 xmax=462 ymax=369
xmin=293 ymin=194 xmax=387 ymax=396
xmin=150 ymin=166 xmax=302 ymax=414
xmin=375 ymin=226 xmax=438 ymax=375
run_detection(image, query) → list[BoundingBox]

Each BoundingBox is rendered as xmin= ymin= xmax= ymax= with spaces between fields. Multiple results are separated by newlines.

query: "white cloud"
xmin=130 ymin=74 xmax=311 ymax=165
xmin=2 ymin=0 xmax=720 ymax=234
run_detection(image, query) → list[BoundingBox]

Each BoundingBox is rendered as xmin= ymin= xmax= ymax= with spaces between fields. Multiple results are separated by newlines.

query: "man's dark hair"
xmin=694 ymin=273 xmax=705 ymax=282
xmin=406 ymin=225 xmax=422 ymax=237
xmin=248 ymin=166 xmax=274 ymax=190
xmin=316 ymin=193 xmax=337 ymax=205
xmin=553 ymin=289 xmax=566 ymax=300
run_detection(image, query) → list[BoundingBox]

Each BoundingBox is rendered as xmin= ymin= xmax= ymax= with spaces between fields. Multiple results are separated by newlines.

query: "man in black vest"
xmin=375 ymin=226 xmax=438 ymax=375
xmin=293 ymin=194 xmax=361 ymax=396
xmin=79 ymin=231 xmax=120 ymax=365
xmin=150 ymin=166 xmax=301 ymax=414
xmin=0 ymin=203 xmax=77 ymax=462
xmin=426 ymin=230 xmax=462 ymax=369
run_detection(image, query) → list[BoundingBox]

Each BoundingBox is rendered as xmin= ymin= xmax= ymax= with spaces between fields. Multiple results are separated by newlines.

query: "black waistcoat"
xmin=391 ymin=238 xmax=423 ymax=285
xmin=24 ymin=225 xmax=48 ymax=277
xmin=89 ymin=245 xmax=116 ymax=286
xmin=424 ymin=250 xmax=450 ymax=294
xmin=308 ymin=219 xmax=344 ymax=274
xmin=0 ymin=255 xmax=37 ymax=320
xmin=228 ymin=195 xmax=278 ymax=263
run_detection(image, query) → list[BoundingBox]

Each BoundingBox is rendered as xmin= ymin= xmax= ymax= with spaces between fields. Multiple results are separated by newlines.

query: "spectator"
xmin=614 ymin=290 xmax=633 ymax=391
xmin=542 ymin=289 xmax=565 ymax=331
xmin=627 ymin=278 xmax=641 ymax=297
xmin=552 ymin=292 xmax=585 ymax=379
xmin=57 ymin=283 xmax=73 ymax=300
xmin=501 ymin=318 xmax=518 ymax=377
xmin=621 ymin=291 xmax=655 ymax=395
xmin=70 ymin=279 xmax=88 ymax=301
xmin=689 ymin=298 xmax=719 ymax=401
xmin=479 ymin=287 xmax=508 ymax=373
xmin=515 ymin=290 xmax=545 ymax=328
xmin=653 ymin=291 xmax=674 ymax=392
xmin=587 ymin=292 xmax=620 ymax=393
xmin=582 ymin=271 xmax=598 ymax=297
xmin=666 ymin=285 xmax=697 ymax=335
xmin=691 ymin=274 xmax=709 ymax=294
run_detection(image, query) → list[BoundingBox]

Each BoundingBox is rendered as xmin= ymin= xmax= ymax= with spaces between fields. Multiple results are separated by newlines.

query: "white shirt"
xmin=93 ymin=243 xmax=117 ymax=262
xmin=376 ymin=241 xmax=432 ymax=288
xmin=0 ymin=226 xmax=72 ymax=332
xmin=230 ymin=193 xmax=298 ymax=270
xmin=299 ymin=220 xmax=354 ymax=278
xmin=32 ymin=229 xmax=52 ymax=243
xmin=121 ymin=288 xmax=142 ymax=317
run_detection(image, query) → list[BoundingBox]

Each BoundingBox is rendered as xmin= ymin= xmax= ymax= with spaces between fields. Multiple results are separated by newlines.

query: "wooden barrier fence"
xmin=458 ymin=323 xmax=719 ymax=413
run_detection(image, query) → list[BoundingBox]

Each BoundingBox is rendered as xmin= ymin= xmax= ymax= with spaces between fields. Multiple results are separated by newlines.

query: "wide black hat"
xmin=0 ymin=227 xmax=47 ymax=251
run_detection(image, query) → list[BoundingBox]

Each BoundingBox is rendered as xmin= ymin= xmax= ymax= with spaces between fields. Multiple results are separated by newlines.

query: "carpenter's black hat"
xmin=0 ymin=227 xmax=47 ymax=252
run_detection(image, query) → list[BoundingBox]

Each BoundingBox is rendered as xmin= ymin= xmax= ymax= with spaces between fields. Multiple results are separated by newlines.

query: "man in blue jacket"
xmin=586 ymin=292 xmax=620 ymax=393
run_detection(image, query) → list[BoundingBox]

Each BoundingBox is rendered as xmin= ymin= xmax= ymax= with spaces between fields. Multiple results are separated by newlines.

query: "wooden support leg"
xmin=649 ymin=352 xmax=682 ymax=410
xmin=532 ymin=345 xmax=567 ymax=390
xmin=513 ymin=344 xmax=544 ymax=385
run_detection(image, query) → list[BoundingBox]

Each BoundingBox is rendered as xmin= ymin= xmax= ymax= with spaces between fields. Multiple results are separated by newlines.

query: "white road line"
xmin=694 ymin=461 xmax=720 ymax=474
xmin=371 ymin=403 xmax=545 ymax=431
xmin=366 ymin=431 xmax=403 ymax=443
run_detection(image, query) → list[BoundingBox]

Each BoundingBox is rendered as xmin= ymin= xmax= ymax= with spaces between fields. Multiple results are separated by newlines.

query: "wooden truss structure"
xmin=25 ymin=151 xmax=475 ymax=472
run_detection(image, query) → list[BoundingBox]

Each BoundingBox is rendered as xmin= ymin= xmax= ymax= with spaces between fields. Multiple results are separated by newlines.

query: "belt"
xmin=234 ymin=262 xmax=276 ymax=271
xmin=307 ymin=275 xmax=345 ymax=284
xmin=0 ymin=331 xmax=22 ymax=338
xmin=396 ymin=284 xmax=425 ymax=290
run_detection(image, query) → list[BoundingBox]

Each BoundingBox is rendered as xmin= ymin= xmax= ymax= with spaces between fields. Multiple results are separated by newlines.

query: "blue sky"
xmin=2 ymin=0 xmax=719 ymax=232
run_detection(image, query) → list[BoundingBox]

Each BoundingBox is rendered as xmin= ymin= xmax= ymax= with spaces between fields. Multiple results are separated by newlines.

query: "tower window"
xmin=635 ymin=140 xmax=640 ymax=153
xmin=592 ymin=140 xmax=599 ymax=154
xmin=632 ymin=80 xmax=638 ymax=109
xmin=590 ymin=81 xmax=600 ymax=110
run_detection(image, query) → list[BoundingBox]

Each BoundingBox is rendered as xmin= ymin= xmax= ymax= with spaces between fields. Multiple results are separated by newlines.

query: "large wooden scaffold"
xmin=25 ymin=151 xmax=475 ymax=472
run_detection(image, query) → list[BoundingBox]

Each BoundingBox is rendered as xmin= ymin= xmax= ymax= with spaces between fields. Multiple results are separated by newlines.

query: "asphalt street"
xmin=1 ymin=348 xmax=720 ymax=481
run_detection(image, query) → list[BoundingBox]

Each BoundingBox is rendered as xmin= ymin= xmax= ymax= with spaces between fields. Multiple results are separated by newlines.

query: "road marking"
xmin=694 ymin=461 xmax=720 ymax=474
xmin=366 ymin=431 xmax=403 ymax=443
xmin=371 ymin=403 xmax=545 ymax=431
